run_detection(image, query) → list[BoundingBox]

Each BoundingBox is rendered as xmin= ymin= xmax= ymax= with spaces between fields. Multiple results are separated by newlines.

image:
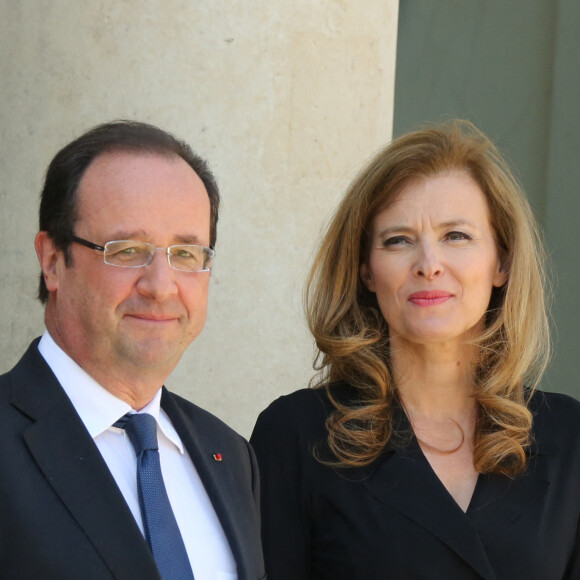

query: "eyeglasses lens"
xmin=103 ymin=241 xmax=212 ymax=271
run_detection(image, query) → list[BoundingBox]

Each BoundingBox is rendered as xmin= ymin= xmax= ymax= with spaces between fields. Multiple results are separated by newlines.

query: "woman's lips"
xmin=408 ymin=291 xmax=454 ymax=306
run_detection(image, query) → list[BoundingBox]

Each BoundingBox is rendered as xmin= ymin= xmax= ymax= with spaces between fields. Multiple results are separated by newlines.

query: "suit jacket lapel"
xmin=10 ymin=341 xmax=160 ymax=580
xmin=162 ymin=390 xmax=257 ymax=580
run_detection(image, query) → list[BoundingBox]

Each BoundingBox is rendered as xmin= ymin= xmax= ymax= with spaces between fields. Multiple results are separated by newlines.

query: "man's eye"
xmin=108 ymin=244 xmax=149 ymax=260
xmin=175 ymin=249 xmax=194 ymax=259
xmin=119 ymin=246 xmax=139 ymax=254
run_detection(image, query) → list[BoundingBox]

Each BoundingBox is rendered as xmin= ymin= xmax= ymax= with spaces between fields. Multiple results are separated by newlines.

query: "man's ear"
xmin=359 ymin=262 xmax=376 ymax=293
xmin=35 ymin=231 xmax=61 ymax=293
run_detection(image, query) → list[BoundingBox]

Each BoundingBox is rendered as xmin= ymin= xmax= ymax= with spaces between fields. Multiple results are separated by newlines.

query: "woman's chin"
xmin=391 ymin=325 xmax=476 ymax=350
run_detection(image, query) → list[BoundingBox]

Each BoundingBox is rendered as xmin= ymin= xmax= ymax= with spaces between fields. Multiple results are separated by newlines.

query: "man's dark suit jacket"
xmin=0 ymin=339 xmax=265 ymax=580
xmin=251 ymin=383 xmax=580 ymax=580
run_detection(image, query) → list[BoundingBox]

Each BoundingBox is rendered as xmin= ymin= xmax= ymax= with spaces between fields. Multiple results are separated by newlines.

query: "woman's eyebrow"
xmin=437 ymin=219 xmax=480 ymax=231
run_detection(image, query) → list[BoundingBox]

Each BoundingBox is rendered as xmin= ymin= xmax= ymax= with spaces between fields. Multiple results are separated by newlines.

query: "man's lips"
xmin=125 ymin=313 xmax=180 ymax=322
xmin=408 ymin=291 xmax=454 ymax=306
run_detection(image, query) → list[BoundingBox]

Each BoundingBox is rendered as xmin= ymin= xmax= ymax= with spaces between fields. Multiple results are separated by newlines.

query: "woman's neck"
xmin=390 ymin=337 xmax=477 ymax=420
xmin=389 ymin=336 xmax=480 ymax=509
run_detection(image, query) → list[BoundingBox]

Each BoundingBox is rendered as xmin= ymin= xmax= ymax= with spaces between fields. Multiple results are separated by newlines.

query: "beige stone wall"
xmin=0 ymin=1 xmax=399 ymax=437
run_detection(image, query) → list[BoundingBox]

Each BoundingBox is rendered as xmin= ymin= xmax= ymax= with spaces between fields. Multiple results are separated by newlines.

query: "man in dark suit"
xmin=0 ymin=121 xmax=265 ymax=580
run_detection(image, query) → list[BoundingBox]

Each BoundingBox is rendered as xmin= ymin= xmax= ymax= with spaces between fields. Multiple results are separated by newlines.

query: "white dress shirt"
xmin=38 ymin=331 xmax=237 ymax=580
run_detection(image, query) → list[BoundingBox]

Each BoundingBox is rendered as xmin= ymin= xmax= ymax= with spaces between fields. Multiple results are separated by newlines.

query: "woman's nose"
xmin=413 ymin=242 xmax=443 ymax=279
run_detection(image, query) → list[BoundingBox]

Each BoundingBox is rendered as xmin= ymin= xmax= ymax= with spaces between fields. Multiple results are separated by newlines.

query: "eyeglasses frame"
xmin=70 ymin=235 xmax=214 ymax=272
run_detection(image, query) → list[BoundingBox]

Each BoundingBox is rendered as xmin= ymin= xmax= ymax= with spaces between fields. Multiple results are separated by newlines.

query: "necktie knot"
xmin=117 ymin=413 xmax=159 ymax=454
xmin=115 ymin=413 xmax=158 ymax=454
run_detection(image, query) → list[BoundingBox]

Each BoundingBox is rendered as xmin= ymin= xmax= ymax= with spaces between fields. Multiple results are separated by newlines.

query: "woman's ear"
xmin=359 ymin=262 xmax=376 ymax=292
xmin=493 ymin=255 xmax=509 ymax=288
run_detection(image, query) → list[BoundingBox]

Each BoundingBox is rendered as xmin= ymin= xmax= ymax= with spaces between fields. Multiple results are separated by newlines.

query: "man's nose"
xmin=136 ymin=250 xmax=179 ymax=300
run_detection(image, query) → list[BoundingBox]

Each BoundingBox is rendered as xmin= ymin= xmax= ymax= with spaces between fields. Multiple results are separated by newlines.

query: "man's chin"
xmin=118 ymin=340 xmax=185 ymax=372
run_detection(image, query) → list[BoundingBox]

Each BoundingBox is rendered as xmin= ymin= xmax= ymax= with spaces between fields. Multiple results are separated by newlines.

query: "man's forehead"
xmin=74 ymin=150 xmax=210 ymax=241
xmin=77 ymin=150 xmax=205 ymax=198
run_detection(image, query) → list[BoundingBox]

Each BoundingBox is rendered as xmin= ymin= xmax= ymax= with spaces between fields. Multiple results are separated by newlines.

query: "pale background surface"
xmin=0 ymin=1 xmax=399 ymax=437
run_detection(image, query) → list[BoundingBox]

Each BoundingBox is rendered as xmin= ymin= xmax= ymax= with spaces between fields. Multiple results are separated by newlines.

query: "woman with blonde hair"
xmin=251 ymin=120 xmax=580 ymax=579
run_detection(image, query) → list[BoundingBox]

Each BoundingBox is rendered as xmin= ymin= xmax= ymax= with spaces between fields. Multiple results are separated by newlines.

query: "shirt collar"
xmin=38 ymin=331 xmax=185 ymax=453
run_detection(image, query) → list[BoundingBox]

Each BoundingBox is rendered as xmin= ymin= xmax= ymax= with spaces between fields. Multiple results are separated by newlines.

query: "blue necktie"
xmin=116 ymin=413 xmax=195 ymax=580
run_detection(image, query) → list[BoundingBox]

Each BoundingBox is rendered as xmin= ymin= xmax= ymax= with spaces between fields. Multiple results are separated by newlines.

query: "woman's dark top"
xmin=250 ymin=383 xmax=580 ymax=580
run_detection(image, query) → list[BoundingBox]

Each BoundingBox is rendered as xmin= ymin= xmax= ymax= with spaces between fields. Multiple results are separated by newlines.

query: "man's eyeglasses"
xmin=71 ymin=236 xmax=214 ymax=272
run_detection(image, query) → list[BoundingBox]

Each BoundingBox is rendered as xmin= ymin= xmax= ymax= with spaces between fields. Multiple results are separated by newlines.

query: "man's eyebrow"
xmin=108 ymin=229 xmax=148 ymax=241
xmin=173 ymin=235 xmax=205 ymax=245
xmin=106 ymin=231 xmax=205 ymax=245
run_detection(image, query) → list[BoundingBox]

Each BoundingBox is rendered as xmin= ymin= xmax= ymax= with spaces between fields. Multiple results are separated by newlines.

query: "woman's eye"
xmin=382 ymin=236 xmax=410 ymax=247
xmin=446 ymin=231 xmax=471 ymax=241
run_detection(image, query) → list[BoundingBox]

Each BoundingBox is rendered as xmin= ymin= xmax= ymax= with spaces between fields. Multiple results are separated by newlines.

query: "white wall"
xmin=0 ymin=1 xmax=399 ymax=437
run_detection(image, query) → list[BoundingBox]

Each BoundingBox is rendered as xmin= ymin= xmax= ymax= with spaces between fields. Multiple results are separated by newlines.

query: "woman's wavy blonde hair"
xmin=305 ymin=120 xmax=550 ymax=476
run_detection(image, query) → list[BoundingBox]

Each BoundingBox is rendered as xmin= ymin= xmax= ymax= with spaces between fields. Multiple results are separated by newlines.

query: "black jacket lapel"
xmin=10 ymin=341 xmax=160 ymax=580
xmin=467 ymin=432 xmax=552 ymax=551
xmin=364 ymin=439 xmax=497 ymax=580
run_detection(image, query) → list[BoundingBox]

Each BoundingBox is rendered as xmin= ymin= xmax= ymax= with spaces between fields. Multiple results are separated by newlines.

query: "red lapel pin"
xmin=213 ymin=453 xmax=223 ymax=462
